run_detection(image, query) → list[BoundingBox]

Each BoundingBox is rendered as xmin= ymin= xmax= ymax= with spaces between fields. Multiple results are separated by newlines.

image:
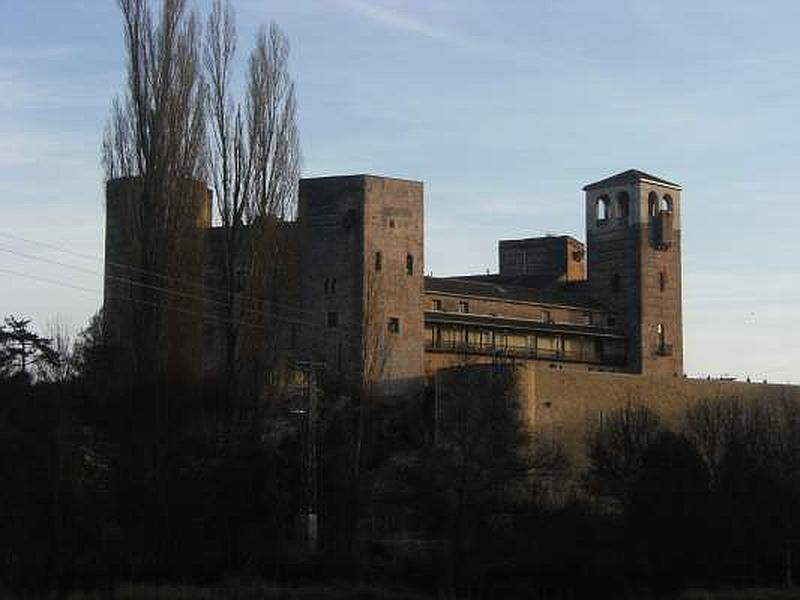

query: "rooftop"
xmin=425 ymin=276 xmax=610 ymax=311
xmin=583 ymin=169 xmax=681 ymax=192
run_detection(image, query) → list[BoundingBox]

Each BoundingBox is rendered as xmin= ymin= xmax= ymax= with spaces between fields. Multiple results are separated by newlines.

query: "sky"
xmin=1 ymin=0 xmax=799 ymax=383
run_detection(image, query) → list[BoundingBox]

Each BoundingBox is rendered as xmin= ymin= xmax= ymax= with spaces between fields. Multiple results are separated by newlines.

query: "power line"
xmin=0 ymin=229 xmax=328 ymax=321
xmin=0 ymin=245 xmax=311 ymax=323
xmin=0 ymin=266 xmax=364 ymax=342
xmin=0 ymin=230 xmax=367 ymax=330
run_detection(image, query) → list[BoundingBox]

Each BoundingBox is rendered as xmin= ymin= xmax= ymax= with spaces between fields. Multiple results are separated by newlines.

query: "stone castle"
xmin=297 ymin=168 xmax=681 ymax=386
xmin=105 ymin=169 xmax=800 ymax=454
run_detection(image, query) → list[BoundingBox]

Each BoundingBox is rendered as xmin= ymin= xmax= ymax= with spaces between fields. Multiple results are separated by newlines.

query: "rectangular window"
xmin=496 ymin=332 xmax=508 ymax=349
xmin=431 ymin=298 xmax=442 ymax=311
xmin=659 ymin=271 xmax=666 ymax=292
xmin=481 ymin=330 xmax=492 ymax=348
xmin=388 ymin=317 xmax=400 ymax=334
xmin=375 ymin=251 xmax=382 ymax=271
xmin=406 ymin=254 xmax=414 ymax=276
xmin=327 ymin=311 xmax=338 ymax=328
xmin=542 ymin=310 xmax=552 ymax=323
xmin=458 ymin=301 xmax=469 ymax=313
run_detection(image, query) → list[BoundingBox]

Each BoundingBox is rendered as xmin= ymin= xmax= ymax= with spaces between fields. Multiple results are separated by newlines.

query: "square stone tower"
xmin=584 ymin=169 xmax=683 ymax=376
xmin=298 ymin=175 xmax=425 ymax=393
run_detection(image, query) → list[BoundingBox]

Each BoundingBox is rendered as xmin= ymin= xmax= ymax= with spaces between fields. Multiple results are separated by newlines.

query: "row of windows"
xmin=426 ymin=325 xmax=626 ymax=363
xmin=431 ymin=299 xmax=469 ymax=313
xmin=610 ymin=271 xmax=668 ymax=293
xmin=429 ymin=298 xmax=605 ymax=327
xmin=596 ymin=191 xmax=630 ymax=222
xmin=325 ymin=252 xmax=416 ymax=294
xmin=375 ymin=251 xmax=414 ymax=275
xmin=595 ymin=191 xmax=674 ymax=223
xmin=327 ymin=311 xmax=401 ymax=335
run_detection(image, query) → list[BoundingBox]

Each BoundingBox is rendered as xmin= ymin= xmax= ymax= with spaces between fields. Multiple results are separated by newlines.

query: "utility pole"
xmin=293 ymin=360 xmax=325 ymax=553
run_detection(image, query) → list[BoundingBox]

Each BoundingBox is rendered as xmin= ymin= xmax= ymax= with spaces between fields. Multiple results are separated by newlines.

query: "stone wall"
xmin=297 ymin=175 xmax=425 ymax=394
xmin=362 ymin=176 xmax=425 ymax=394
xmin=525 ymin=364 xmax=800 ymax=467
xmin=585 ymin=180 xmax=683 ymax=376
xmin=498 ymin=235 xmax=586 ymax=282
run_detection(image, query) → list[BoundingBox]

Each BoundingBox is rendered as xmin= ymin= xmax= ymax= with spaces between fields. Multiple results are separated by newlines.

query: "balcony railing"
xmin=425 ymin=339 xmax=626 ymax=366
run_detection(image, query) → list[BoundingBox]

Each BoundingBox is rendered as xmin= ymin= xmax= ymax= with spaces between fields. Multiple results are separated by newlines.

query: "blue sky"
xmin=1 ymin=0 xmax=798 ymax=383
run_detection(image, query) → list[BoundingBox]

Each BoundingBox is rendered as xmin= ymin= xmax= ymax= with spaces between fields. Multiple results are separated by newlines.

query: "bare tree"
xmin=36 ymin=316 xmax=76 ymax=383
xmin=685 ymin=396 xmax=800 ymax=484
xmin=203 ymin=0 xmax=300 ymax=407
xmin=102 ymin=0 xmax=207 ymax=379
xmin=585 ymin=402 xmax=663 ymax=506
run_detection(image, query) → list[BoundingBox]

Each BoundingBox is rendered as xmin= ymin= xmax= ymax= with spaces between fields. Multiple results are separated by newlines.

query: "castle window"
xmin=659 ymin=271 xmax=666 ymax=291
xmin=388 ymin=317 xmax=400 ymax=334
xmin=660 ymin=194 xmax=673 ymax=213
xmin=616 ymin=191 xmax=630 ymax=220
xmin=375 ymin=251 xmax=382 ymax=271
xmin=406 ymin=254 xmax=414 ymax=276
xmin=648 ymin=191 xmax=659 ymax=218
xmin=458 ymin=301 xmax=469 ymax=313
xmin=657 ymin=323 xmax=666 ymax=347
xmin=327 ymin=311 xmax=338 ymax=328
xmin=612 ymin=273 xmax=621 ymax=293
xmin=235 ymin=266 xmax=246 ymax=292
xmin=596 ymin=195 xmax=610 ymax=223
xmin=431 ymin=298 xmax=442 ymax=311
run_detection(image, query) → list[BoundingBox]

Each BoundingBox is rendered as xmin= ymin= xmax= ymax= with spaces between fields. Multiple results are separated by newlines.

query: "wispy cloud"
xmin=0 ymin=43 xmax=79 ymax=62
xmin=336 ymin=0 xmax=570 ymax=66
xmin=339 ymin=0 xmax=461 ymax=44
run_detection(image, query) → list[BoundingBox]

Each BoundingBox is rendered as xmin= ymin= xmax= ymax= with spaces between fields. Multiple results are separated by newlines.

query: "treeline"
xmin=1 ymin=315 xmax=799 ymax=598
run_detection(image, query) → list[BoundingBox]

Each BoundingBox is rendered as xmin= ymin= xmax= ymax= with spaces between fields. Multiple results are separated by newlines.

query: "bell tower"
xmin=583 ymin=169 xmax=683 ymax=376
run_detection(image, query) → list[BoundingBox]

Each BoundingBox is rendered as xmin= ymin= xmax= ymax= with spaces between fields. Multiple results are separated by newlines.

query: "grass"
xmin=681 ymin=588 xmax=800 ymax=600
xmin=65 ymin=581 xmax=434 ymax=600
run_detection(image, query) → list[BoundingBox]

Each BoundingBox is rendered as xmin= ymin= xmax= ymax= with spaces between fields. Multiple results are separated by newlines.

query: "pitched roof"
xmin=424 ymin=276 xmax=609 ymax=311
xmin=582 ymin=169 xmax=681 ymax=191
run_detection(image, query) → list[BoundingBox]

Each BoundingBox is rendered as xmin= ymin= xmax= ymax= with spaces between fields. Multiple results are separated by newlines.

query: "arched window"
xmin=616 ymin=191 xmax=630 ymax=220
xmin=648 ymin=191 xmax=659 ymax=218
xmin=596 ymin=195 xmax=610 ymax=222
xmin=660 ymin=194 xmax=673 ymax=213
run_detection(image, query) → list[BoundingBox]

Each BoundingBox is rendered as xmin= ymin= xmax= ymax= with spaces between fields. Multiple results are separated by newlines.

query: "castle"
xmin=296 ymin=168 xmax=682 ymax=387
xmin=105 ymin=169 xmax=800 ymax=453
